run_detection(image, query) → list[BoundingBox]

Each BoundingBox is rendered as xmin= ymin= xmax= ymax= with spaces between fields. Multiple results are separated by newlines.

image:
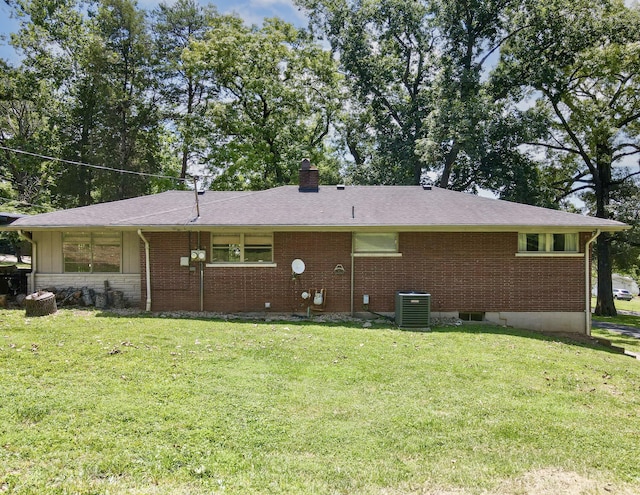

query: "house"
xmin=1 ymin=161 xmax=627 ymax=334
xmin=0 ymin=212 xmax=26 ymax=226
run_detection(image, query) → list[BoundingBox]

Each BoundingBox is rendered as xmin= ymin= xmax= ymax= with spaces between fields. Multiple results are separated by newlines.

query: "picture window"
xmin=63 ymin=231 xmax=121 ymax=273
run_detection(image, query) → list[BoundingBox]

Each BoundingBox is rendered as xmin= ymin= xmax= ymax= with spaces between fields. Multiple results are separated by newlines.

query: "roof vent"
xmin=422 ymin=184 xmax=432 ymax=191
xmin=337 ymin=184 xmax=345 ymax=190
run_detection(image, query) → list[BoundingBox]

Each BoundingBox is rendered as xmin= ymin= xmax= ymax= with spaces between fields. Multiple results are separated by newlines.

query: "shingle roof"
xmin=5 ymin=186 xmax=627 ymax=232
xmin=0 ymin=212 xmax=26 ymax=225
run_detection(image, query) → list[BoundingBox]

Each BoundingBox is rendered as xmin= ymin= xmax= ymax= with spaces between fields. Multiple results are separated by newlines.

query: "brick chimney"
xmin=298 ymin=158 xmax=319 ymax=192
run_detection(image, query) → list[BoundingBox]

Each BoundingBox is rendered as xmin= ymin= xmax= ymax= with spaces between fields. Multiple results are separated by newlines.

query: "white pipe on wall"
xmin=585 ymin=230 xmax=601 ymax=336
xmin=198 ymin=231 xmax=203 ymax=312
xmin=350 ymin=233 xmax=355 ymax=316
xmin=137 ymin=230 xmax=152 ymax=312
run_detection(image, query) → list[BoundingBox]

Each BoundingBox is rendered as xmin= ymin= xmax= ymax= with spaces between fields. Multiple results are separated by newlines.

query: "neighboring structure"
xmin=1 ymin=162 xmax=628 ymax=334
xmin=0 ymin=212 xmax=26 ymax=226
xmin=600 ymin=274 xmax=639 ymax=298
xmin=0 ymin=212 xmax=30 ymax=297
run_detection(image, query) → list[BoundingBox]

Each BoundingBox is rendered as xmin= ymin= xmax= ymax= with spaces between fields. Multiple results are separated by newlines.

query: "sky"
xmin=0 ymin=0 xmax=308 ymax=63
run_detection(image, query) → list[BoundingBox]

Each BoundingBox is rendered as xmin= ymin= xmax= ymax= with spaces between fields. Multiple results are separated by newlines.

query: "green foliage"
xmin=298 ymin=0 xmax=543 ymax=195
xmin=87 ymin=0 xmax=164 ymax=202
xmin=300 ymin=0 xmax=436 ymax=185
xmin=151 ymin=0 xmax=219 ymax=179
xmin=185 ymin=16 xmax=343 ymax=190
xmin=494 ymin=0 xmax=640 ymax=316
xmin=419 ymin=0 xmax=529 ymax=190
xmin=1 ymin=310 xmax=639 ymax=493
xmin=6 ymin=0 xmax=174 ymax=207
xmin=0 ymin=63 xmax=58 ymax=210
xmin=600 ymin=180 xmax=640 ymax=278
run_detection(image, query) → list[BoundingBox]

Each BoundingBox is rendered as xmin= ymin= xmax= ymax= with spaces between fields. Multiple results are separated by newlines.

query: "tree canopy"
xmin=493 ymin=0 xmax=640 ymax=315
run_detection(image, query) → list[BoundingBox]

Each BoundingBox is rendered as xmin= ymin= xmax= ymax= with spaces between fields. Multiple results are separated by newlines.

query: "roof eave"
xmin=2 ymin=223 xmax=628 ymax=233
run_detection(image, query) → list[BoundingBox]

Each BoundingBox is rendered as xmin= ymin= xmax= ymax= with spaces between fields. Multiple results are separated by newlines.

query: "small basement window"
xmin=517 ymin=233 xmax=579 ymax=254
xmin=354 ymin=233 xmax=399 ymax=255
xmin=459 ymin=312 xmax=485 ymax=322
xmin=211 ymin=233 xmax=273 ymax=263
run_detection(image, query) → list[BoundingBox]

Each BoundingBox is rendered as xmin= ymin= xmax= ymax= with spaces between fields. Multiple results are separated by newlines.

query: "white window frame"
xmin=207 ymin=233 xmax=276 ymax=267
xmin=353 ymin=232 xmax=402 ymax=257
xmin=516 ymin=232 xmax=583 ymax=257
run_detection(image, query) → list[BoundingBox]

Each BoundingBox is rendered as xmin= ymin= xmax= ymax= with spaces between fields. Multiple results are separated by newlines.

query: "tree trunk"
xmin=593 ymin=151 xmax=616 ymax=316
xmin=594 ymin=232 xmax=616 ymax=316
xmin=438 ymin=141 xmax=460 ymax=188
xmin=25 ymin=291 xmax=58 ymax=317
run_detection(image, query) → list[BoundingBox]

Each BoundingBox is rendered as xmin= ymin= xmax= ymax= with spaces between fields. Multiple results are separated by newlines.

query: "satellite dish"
xmin=291 ymin=259 xmax=306 ymax=275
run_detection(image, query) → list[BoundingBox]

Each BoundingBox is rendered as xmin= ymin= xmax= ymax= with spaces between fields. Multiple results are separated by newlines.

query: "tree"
xmin=89 ymin=0 xmax=165 ymax=202
xmin=7 ymin=0 xmax=173 ymax=205
xmin=298 ymin=0 xmax=537 ymax=194
xmin=494 ymin=0 xmax=640 ymax=316
xmin=151 ymin=0 xmax=218 ymax=180
xmin=299 ymin=0 xmax=437 ymax=185
xmin=0 ymin=62 xmax=57 ymax=208
xmin=423 ymin=0 xmax=546 ymax=193
xmin=186 ymin=16 xmax=342 ymax=190
xmin=7 ymin=0 xmax=98 ymax=206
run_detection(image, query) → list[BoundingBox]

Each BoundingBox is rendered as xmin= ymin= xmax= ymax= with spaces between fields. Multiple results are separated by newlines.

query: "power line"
xmin=0 ymin=145 xmax=189 ymax=182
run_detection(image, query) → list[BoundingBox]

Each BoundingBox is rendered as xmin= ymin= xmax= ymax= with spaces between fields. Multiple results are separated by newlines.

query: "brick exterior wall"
xmin=140 ymin=231 xmax=587 ymax=314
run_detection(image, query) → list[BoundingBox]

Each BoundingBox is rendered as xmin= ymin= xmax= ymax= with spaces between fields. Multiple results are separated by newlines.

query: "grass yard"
xmin=591 ymin=297 xmax=640 ymax=354
xmin=1 ymin=309 xmax=639 ymax=494
xmin=608 ymin=296 xmax=640 ymax=313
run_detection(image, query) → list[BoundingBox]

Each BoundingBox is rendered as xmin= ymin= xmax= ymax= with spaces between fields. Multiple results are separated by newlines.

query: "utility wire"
xmin=0 ymin=145 xmax=189 ymax=182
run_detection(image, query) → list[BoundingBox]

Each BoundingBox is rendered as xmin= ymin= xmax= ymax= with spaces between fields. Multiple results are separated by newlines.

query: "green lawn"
xmin=609 ymin=296 xmax=640 ymax=313
xmin=1 ymin=310 xmax=639 ymax=494
xmin=591 ymin=297 xmax=640 ymax=354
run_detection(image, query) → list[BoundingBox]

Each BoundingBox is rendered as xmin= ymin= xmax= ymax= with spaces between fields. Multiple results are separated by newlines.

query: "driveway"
xmin=592 ymin=320 xmax=640 ymax=339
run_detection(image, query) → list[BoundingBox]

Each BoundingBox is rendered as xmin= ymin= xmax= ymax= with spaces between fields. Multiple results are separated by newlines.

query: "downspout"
xmin=137 ymin=230 xmax=152 ymax=312
xmin=585 ymin=230 xmax=601 ymax=336
xmin=350 ymin=233 xmax=355 ymax=316
xmin=18 ymin=230 xmax=36 ymax=294
xmin=198 ymin=231 xmax=203 ymax=312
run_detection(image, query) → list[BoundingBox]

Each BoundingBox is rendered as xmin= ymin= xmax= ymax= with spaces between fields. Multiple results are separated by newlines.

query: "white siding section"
xmin=122 ymin=231 xmax=141 ymax=274
xmin=33 ymin=231 xmax=62 ymax=273
xmin=32 ymin=273 xmax=141 ymax=305
xmin=32 ymin=230 xmax=140 ymax=274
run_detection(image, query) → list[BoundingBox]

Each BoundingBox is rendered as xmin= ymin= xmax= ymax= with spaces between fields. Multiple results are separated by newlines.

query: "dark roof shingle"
xmin=6 ymin=186 xmax=627 ymax=231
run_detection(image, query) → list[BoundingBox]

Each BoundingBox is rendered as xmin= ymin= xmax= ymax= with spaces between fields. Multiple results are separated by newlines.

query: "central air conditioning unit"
xmin=395 ymin=291 xmax=431 ymax=328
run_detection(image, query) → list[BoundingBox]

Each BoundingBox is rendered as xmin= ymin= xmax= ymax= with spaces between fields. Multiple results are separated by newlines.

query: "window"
xmin=63 ymin=231 xmax=121 ymax=273
xmin=518 ymin=233 xmax=578 ymax=253
xmin=354 ymin=233 xmax=398 ymax=254
xmin=211 ymin=233 xmax=273 ymax=263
